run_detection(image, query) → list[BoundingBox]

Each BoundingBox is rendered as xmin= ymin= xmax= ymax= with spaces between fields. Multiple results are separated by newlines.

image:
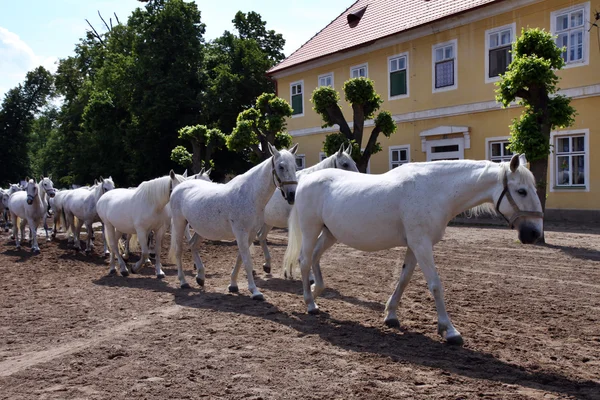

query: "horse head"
xmin=495 ymin=154 xmax=543 ymax=244
xmin=169 ymin=170 xmax=188 ymax=194
xmin=39 ymin=176 xmax=56 ymax=199
xmin=191 ymin=167 xmax=212 ymax=182
xmin=333 ymin=143 xmax=359 ymax=172
xmin=269 ymin=142 xmax=299 ymax=205
xmin=99 ymin=176 xmax=115 ymax=193
xmin=1 ymin=190 xmax=9 ymax=210
xmin=24 ymin=178 xmax=38 ymax=205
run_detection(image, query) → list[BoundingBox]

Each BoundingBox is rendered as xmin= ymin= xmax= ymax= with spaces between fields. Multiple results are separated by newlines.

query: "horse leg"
xmin=85 ymin=220 xmax=94 ymax=254
xmin=408 ymin=240 xmax=462 ymax=345
xmin=101 ymin=223 xmax=110 ymax=258
xmin=153 ymin=226 xmax=167 ymax=279
xmin=11 ymin=213 xmax=20 ymax=249
xmin=257 ymin=224 xmax=273 ymax=274
xmin=309 ymin=227 xmax=337 ymax=299
xmin=228 ymin=254 xmax=242 ymax=293
xmin=148 ymin=231 xmax=155 ymax=259
xmin=233 ymin=230 xmax=263 ymax=300
xmin=186 ymin=234 xmax=206 ymax=286
xmin=65 ymin=211 xmax=74 ymax=245
xmin=29 ymin=218 xmax=40 ymax=253
xmin=131 ymin=230 xmax=149 ymax=274
xmin=299 ymin=229 xmax=321 ymax=314
xmin=73 ymin=218 xmax=84 ymax=251
xmin=172 ymin=215 xmax=190 ymax=288
xmin=43 ymin=217 xmax=51 ymax=242
xmin=383 ymin=248 xmax=417 ymax=329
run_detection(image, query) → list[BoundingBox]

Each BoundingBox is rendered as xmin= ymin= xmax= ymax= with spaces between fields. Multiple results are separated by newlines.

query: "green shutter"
xmin=390 ymin=70 xmax=407 ymax=96
xmin=292 ymin=94 xmax=303 ymax=115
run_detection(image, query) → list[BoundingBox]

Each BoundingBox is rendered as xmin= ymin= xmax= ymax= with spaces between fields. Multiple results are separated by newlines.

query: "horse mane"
xmin=467 ymin=160 xmax=535 ymax=218
xmin=298 ymin=154 xmax=335 ymax=177
xmin=133 ymin=175 xmax=171 ymax=208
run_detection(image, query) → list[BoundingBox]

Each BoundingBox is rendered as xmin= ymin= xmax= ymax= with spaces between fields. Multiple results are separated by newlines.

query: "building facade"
xmin=268 ymin=0 xmax=600 ymax=220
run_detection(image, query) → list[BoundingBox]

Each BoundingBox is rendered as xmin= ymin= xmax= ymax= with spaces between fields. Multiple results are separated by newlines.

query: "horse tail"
xmin=168 ymin=221 xmax=177 ymax=264
xmin=60 ymin=207 xmax=68 ymax=232
xmin=129 ymin=234 xmax=140 ymax=253
xmin=282 ymin=205 xmax=302 ymax=278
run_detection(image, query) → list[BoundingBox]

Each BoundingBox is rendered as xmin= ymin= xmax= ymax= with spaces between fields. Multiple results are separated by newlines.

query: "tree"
xmin=226 ymin=93 xmax=293 ymax=162
xmin=496 ymin=28 xmax=577 ymax=222
xmin=0 ymin=66 xmax=54 ymax=186
xmin=311 ymin=78 xmax=396 ymax=173
xmin=171 ymin=125 xmax=226 ymax=172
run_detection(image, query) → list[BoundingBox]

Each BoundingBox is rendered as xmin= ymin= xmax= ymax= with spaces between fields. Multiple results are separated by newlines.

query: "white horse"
xmin=2 ymin=184 xmax=23 ymax=232
xmin=51 ymin=188 xmax=74 ymax=239
xmin=7 ymin=177 xmax=56 ymax=252
xmin=97 ymin=171 xmax=188 ymax=278
xmin=62 ymin=177 xmax=115 ymax=254
xmin=283 ymin=154 xmax=543 ymax=345
xmin=169 ymin=143 xmax=299 ymax=300
xmin=257 ymin=144 xmax=358 ymax=275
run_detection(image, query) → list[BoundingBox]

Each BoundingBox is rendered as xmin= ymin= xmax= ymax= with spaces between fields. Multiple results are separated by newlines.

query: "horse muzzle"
xmin=286 ymin=191 xmax=296 ymax=205
xmin=518 ymin=222 xmax=541 ymax=244
xmin=26 ymin=198 xmax=34 ymax=205
xmin=48 ymin=191 xmax=56 ymax=198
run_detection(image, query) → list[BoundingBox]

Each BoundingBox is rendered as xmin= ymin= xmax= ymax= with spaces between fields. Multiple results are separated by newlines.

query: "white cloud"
xmin=0 ymin=27 xmax=57 ymax=97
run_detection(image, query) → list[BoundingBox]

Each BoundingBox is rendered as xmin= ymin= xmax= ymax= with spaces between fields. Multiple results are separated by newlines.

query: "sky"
xmin=0 ymin=0 xmax=353 ymax=99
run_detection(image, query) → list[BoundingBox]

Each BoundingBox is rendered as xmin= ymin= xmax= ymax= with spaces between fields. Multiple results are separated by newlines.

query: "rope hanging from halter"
xmin=495 ymin=171 xmax=544 ymax=229
xmin=271 ymin=157 xmax=297 ymax=197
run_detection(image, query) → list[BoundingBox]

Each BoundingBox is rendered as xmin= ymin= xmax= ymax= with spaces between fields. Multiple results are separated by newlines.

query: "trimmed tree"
xmin=171 ymin=125 xmax=226 ymax=173
xmin=496 ymin=28 xmax=576 ymax=218
xmin=226 ymin=93 xmax=293 ymax=161
xmin=311 ymin=77 xmax=396 ymax=173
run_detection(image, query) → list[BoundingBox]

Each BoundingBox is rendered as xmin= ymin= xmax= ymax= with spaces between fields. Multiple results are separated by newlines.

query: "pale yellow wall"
xmin=278 ymin=0 xmax=599 ymax=132
xmin=277 ymin=0 xmax=600 ymax=211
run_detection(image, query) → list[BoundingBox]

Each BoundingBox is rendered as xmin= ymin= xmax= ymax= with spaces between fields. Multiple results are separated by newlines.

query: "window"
xmin=551 ymin=3 xmax=589 ymax=66
xmin=432 ymin=40 xmax=457 ymax=92
xmin=350 ymin=63 xmax=368 ymax=78
xmin=295 ymin=154 xmax=306 ymax=170
xmin=319 ymin=152 xmax=327 ymax=162
xmin=554 ymin=134 xmax=586 ymax=187
xmin=388 ymin=53 xmax=408 ymax=99
xmin=389 ymin=145 xmax=410 ymax=169
xmin=485 ymin=23 xmax=515 ymax=82
xmin=290 ymin=81 xmax=304 ymax=116
xmin=318 ymin=73 xmax=333 ymax=87
xmin=489 ymin=140 xmax=513 ymax=163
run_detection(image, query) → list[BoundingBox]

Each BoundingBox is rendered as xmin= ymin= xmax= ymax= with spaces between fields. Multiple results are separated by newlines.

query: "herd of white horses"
xmin=1 ymin=143 xmax=544 ymax=345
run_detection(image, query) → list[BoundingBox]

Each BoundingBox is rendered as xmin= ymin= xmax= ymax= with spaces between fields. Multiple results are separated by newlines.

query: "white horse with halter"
xmin=169 ymin=143 xmax=299 ymax=300
xmin=283 ymin=154 xmax=543 ymax=345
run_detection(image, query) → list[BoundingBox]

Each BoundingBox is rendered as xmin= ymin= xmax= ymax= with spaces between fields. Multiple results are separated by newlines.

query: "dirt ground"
xmin=0 ymin=223 xmax=599 ymax=400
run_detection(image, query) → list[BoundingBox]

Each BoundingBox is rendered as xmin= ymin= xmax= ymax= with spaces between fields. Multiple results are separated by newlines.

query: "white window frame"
xmin=388 ymin=52 xmax=410 ymax=101
xmin=318 ymin=72 xmax=334 ymax=88
xmin=350 ymin=63 xmax=368 ymax=79
xmin=484 ymin=23 xmax=516 ymax=84
xmin=425 ymin=138 xmax=464 ymax=161
xmin=485 ymin=136 xmax=514 ymax=162
xmin=432 ymin=39 xmax=458 ymax=93
xmin=549 ymin=129 xmax=589 ymax=192
xmin=389 ymin=145 xmax=411 ymax=170
xmin=551 ymin=2 xmax=590 ymax=68
xmin=290 ymin=80 xmax=304 ymax=118
xmin=295 ymin=154 xmax=306 ymax=170
xmin=319 ymin=152 xmax=327 ymax=161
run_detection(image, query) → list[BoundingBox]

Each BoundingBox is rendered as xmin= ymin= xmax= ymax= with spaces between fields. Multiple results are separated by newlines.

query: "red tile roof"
xmin=268 ymin=0 xmax=501 ymax=74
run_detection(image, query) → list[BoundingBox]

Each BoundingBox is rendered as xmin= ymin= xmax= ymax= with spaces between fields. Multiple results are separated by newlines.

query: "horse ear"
xmin=519 ymin=154 xmax=528 ymax=166
xmin=509 ymin=154 xmax=520 ymax=173
xmin=337 ymin=144 xmax=344 ymax=156
xmin=169 ymin=169 xmax=176 ymax=179
xmin=205 ymin=168 xmax=212 ymax=176
xmin=183 ymin=169 xmax=188 ymax=178
xmin=268 ymin=142 xmax=279 ymax=157
xmin=99 ymin=176 xmax=104 ymax=181
xmin=94 ymin=179 xmax=99 ymax=185
xmin=40 ymin=175 xmax=43 ymax=182
xmin=199 ymin=168 xmax=205 ymax=176
xmin=289 ymin=143 xmax=299 ymax=155
xmin=48 ymin=174 xmax=52 ymax=180
xmin=345 ymin=144 xmax=353 ymax=155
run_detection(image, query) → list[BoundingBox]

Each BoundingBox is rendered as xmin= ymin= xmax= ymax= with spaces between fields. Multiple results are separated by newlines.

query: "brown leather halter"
xmin=495 ymin=171 xmax=544 ymax=229
xmin=271 ymin=157 xmax=298 ymax=198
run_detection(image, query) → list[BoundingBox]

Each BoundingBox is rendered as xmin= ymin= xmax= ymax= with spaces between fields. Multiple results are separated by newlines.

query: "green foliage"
xmin=170 ymin=145 xmax=193 ymax=167
xmin=343 ymin=78 xmax=383 ymax=119
xmin=311 ymin=86 xmax=340 ymax=127
xmin=375 ymin=111 xmax=396 ymax=137
xmin=322 ymin=134 xmax=362 ymax=159
xmin=496 ymin=27 xmax=576 ymax=163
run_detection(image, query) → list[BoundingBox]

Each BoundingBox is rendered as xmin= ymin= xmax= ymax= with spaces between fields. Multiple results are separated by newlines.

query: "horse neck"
xmin=298 ymin=156 xmax=335 ymax=177
xmin=93 ymin=184 xmax=104 ymax=203
xmin=134 ymin=176 xmax=170 ymax=210
xmin=243 ymin=157 xmax=277 ymax=207
xmin=32 ymin=183 xmax=45 ymax=208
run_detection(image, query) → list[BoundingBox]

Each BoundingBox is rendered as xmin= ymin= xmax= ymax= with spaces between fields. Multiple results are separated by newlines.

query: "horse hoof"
xmin=32 ymin=249 xmax=40 ymax=255
xmin=309 ymin=279 xmax=315 ymax=285
xmin=149 ymin=253 xmax=156 ymax=259
xmin=307 ymin=307 xmax=320 ymax=315
xmin=104 ymin=252 xmax=110 ymax=259
xmin=384 ymin=319 xmax=400 ymax=329
xmin=157 ymin=273 xmax=165 ymax=279
xmin=196 ymin=277 xmax=204 ymax=287
xmin=228 ymin=285 xmax=239 ymax=293
xmin=263 ymin=264 xmax=271 ymax=274
xmin=446 ymin=334 xmax=464 ymax=346
xmin=46 ymin=238 xmax=51 ymax=242
xmin=181 ymin=283 xmax=191 ymax=289
xmin=252 ymin=270 xmax=257 ymax=277
xmin=121 ymin=270 xmax=129 ymax=277
xmin=108 ymin=270 xmax=117 ymax=276
xmin=85 ymin=249 xmax=91 ymax=255
xmin=251 ymin=293 xmax=264 ymax=301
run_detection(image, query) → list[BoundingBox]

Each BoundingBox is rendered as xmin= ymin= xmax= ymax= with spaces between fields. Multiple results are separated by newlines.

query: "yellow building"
xmin=268 ymin=0 xmax=600 ymax=221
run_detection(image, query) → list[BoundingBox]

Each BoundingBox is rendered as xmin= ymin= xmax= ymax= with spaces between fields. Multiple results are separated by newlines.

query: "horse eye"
xmin=343 ymin=163 xmax=348 ymax=168
xmin=279 ymin=166 xmax=284 ymax=171
xmin=517 ymin=189 xmax=527 ymax=196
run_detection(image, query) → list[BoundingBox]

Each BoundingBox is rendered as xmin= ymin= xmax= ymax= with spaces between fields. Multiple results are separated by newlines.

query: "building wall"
xmin=273 ymin=0 xmax=600 ymax=213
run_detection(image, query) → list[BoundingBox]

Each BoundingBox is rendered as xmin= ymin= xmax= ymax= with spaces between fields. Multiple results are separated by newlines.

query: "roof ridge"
xmin=268 ymin=0 xmax=362 ymax=73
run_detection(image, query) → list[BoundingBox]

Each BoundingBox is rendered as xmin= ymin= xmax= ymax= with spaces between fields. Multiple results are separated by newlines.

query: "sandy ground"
xmin=0 ymin=223 xmax=599 ymax=399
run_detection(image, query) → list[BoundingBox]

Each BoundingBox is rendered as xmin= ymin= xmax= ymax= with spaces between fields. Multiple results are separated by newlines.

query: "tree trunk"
xmin=356 ymin=158 xmax=369 ymax=173
xmin=352 ymin=104 xmax=365 ymax=148
xmin=191 ymin=141 xmax=202 ymax=174
xmin=529 ymin=156 xmax=548 ymax=244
